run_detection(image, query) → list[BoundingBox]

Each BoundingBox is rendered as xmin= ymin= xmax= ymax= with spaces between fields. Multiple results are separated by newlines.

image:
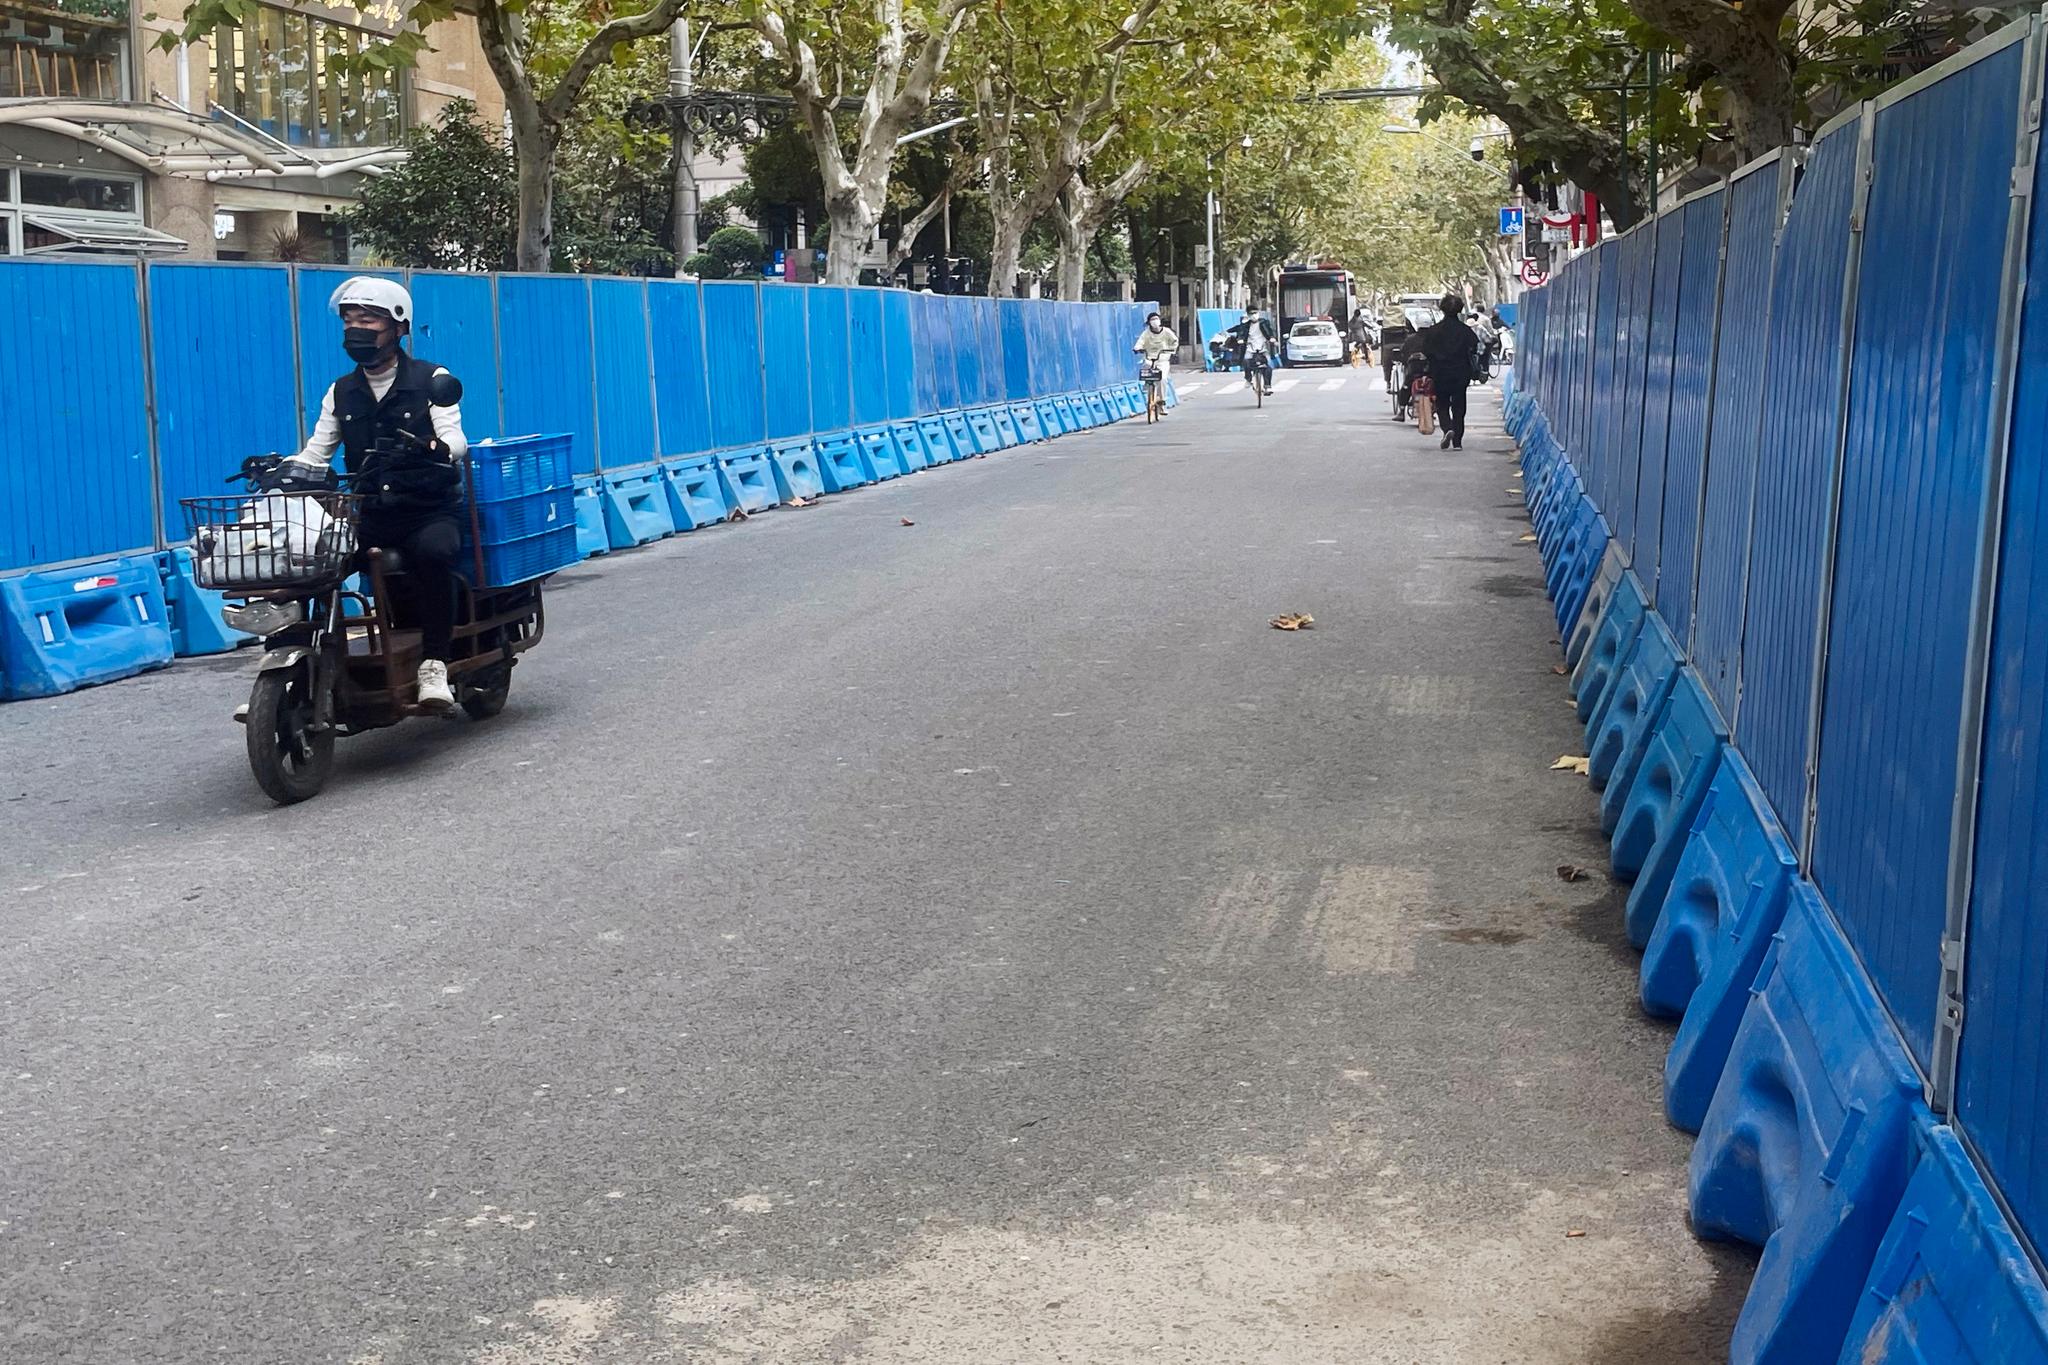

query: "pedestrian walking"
xmin=1421 ymin=292 xmax=1479 ymax=450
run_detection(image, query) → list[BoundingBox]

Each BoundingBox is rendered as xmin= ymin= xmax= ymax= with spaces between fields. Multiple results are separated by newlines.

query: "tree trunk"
xmin=1054 ymin=212 xmax=1086 ymax=300
xmin=1051 ymin=159 xmax=1147 ymax=302
xmin=510 ymin=119 xmax=557 ymax=272
xmin=1625 ymin=0 xmax=1797 ymax=161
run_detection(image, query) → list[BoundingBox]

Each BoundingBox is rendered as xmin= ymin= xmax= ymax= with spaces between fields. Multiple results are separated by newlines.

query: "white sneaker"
xmin=416 ymin=659 xmax=454 ymax=710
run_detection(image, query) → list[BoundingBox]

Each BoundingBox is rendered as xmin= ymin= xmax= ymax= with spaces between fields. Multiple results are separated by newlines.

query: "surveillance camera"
xmin=1469 ymin=137 xmax=1485 ymax=161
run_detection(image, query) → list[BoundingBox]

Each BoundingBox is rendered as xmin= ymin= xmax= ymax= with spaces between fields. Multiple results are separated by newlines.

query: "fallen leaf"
xmin=900 ymin=517 xmax=916 ymax=527
xmin=1551 ymin=664 xmax=1568 ymax=675
xmin=1270 ymin=613 xmax=1315 ymax=631
xmin=974 ymin=453 xmax=989 ymax=460
xmin=1556 ymin=864 xmax=1589 ymax=883
xmin=1519 ymin=533 xmax=1538 ymax=543
xmin=1550 ymin=755 xmax=1591 ymax=775
xmin=1566 ymin=1229 xmax=1587 ymax=1239
xmin=787 ymin=495 xmax=814 ymax=508
xmin=726 ymin=507 xmax=750 ymax=523
xmin=1508 ymin=487 xmax=1523 ymax=494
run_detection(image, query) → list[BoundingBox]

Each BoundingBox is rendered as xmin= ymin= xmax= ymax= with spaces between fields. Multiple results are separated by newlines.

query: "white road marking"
xmin=1318 ymin=376 xmax=1347 ymax=391
xmin=1274 ymin=378 xmax=1301 ymax=392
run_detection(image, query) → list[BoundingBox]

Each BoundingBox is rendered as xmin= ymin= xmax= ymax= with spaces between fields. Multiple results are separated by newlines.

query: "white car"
xmin=1287 ymin=320 xmax=1345 ymax=365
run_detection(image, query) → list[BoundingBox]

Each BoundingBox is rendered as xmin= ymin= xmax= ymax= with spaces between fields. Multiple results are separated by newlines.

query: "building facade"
xmin=0 ymin=0 xmax=501 ymax=260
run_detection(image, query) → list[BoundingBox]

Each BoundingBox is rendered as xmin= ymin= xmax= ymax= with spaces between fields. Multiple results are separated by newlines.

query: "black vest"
xmin=334 ymin=354 xmax=462 ymax=521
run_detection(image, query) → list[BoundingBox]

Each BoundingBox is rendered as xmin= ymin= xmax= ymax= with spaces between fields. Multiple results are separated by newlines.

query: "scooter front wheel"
xmin=245 ymin=665 xmax=334 ymax=805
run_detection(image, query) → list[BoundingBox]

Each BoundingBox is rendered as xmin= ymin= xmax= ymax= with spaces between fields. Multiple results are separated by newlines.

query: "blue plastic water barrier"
xmin=1116 ymin=381 xmax=1145 ymax=416
xmin=1587 ymin=615 xmax=1683 ymax=790
xmin=965 ymin=407 xmax=1006 ymax=453
xmin=572 ymin=476 xmax=610 ymax=558
xmin=600 ymin=469 xmax=677 ymax=549
xmin=1556 ymin=507 xmax=1610 ymax=633
xmin=1010 ymin=403 xmax=1047 ymax=443
xmin=1604 ymin=668 xmax=1727 ymax=873
xmin=0 ymin=556 xmax=175 ymax=700
xmin=812 ymin=431 xmax=870 ymax=492
xmin=1565 ymin=545 xmax=1623 ymax=669
xmin=941 ymin=412 xmax=977 ymax=458
xmin=1839 ymin=1117 xmax=2048 ymax=1363
xmin=991 ymin=406 xmax=1024 ymax=447
xmin=1536 ymin=469 xmax=1581 ymax=565
xmin=889 ymin=420 xmax=934 ymax=471
xmin=1572 ymin=571 xmax=1648 ymax=723
xmin=718 ymin=446 xmax=780 ymax=512
xmin=766 ymin=439 xmax=826 ymax=502
xmin=659 ymin=455 xmax=731 ymax=528
xmin=917 ymin=416 xmax=959 ymax=463
xmin=1544 ymin=496 xmax=1591 ymax=617
xmin=1645 ymin=750 xmax=1801 ymax=1131
xmin=156 ymin=548 xmax=251 ymax=656
xmin=1164 ymin=378 xmax=1180 ymax=408
xmin=1691 ymin=884 xmax=1927 ymax=1365
xmin=1034 ymin=398 xmax=1067 ymax=437
xmin=1057 ymin=394 xmax=1092 ymax=430
xmin=1085 ymin=391 xmax=1115 ymax=426
xmin=857 ymin=426 xmax=906 ymax=481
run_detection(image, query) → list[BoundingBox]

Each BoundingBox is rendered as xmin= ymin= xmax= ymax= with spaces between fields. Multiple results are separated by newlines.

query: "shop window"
xmin=0 ymin=0 xmax=130 ymax=100
xmin=211 ymin=4 xmax=404 ymax=149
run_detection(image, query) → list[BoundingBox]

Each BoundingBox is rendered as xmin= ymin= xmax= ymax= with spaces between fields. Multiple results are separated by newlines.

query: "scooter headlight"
xmin=222 ymin=600 xmax=303 ymax=637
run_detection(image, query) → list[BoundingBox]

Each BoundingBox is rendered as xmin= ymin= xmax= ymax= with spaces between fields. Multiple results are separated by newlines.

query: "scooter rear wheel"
xmin=462 ymin=664 xmax=513 ymax=720
xmin=246 ymin=666 xmax=334 ymax=805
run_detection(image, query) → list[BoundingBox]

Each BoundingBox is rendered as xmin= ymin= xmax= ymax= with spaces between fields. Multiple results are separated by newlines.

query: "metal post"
xmin=1647 ymin=50 xmax=1662 ymax=209
xmin=1800 ymin=104 xmax=1876 ymax=876
xmin=135 ymin=257 xmax=166 ymax=551
xmin=670 ymin=17 xmax=699 ymax=274
xmin=1929 ymin=14 xmax=2046 ymax=1117
xmin=1683 ymin=179 xmax=1734 ymax=663
xmin=1726 ymin=152 xmax=1802 ymax=738
xmin=644 ymin=278 xmax=664 ymax=457
xmin=586 ymin=277 xmax=604 ymax=473
xmin=1205 ymin=174 xmax=1216 ymax=309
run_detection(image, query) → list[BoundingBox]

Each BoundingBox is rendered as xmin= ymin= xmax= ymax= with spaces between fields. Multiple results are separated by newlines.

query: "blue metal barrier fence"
xmin=1508 ymin=14 xmax=2048 ymax=1363
xmin=0 ymin=264 xmax=1153 ymax=578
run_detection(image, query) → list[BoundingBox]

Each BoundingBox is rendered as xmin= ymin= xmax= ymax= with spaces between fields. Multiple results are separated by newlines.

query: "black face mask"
xmin=344 ymin=327 xmax=395 ymax=365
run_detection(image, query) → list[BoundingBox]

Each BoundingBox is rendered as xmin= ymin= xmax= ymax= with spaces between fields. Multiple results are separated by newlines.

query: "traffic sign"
xmin=1520 ymin=258 xmax=1549 ymax=286
xmin=1498 ymin=206 xmax=1525 ymax=237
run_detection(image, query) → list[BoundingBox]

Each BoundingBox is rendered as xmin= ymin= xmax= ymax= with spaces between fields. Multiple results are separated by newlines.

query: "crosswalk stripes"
xmin=1172 ymin=367 xmax=1398 ymax=399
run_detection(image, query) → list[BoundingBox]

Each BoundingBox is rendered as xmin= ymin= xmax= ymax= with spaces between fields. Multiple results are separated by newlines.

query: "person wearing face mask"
xmin=285 ymin=277 xmax=468 ymax=711
xmin=1131 ymin=311 xmax=1179 ymax=413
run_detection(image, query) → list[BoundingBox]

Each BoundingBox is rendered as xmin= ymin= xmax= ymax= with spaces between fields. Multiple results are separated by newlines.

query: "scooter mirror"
xmin=428 ymin=371 xmax=464 ymax=406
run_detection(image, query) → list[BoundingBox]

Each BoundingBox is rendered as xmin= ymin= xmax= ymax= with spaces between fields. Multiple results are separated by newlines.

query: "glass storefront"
xmin=0 ymin=0 xmax=132 ymax=100
xmin=210 ymin=5 xmax=405 ymax=149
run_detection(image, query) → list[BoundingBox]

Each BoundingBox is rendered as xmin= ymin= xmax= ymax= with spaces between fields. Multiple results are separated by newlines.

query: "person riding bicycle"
xmin=285 ymin=277 xmax=469 ymax=711
xmin=1228 ymin=308 xmax=1278 ymax=394
xmin=1132 ymin=312 xmax=1179 ymax=415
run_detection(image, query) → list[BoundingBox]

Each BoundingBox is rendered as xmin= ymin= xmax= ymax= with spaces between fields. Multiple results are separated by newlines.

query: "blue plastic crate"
xmin=470 ymin=433 xmax=574 ymax=501
xmin=475 ymin=484 xmax=576 ymax=541
xmin=475 ymin=525 xmax=579 ymax=587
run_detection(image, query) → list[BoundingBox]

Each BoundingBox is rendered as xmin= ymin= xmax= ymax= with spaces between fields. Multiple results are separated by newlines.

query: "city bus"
xmin=1269 ymin=264 xmax=1357 ymax=363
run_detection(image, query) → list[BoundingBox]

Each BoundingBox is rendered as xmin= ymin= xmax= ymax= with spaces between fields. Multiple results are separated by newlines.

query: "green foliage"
xmin=704 ymin=225 xmax=768 ymax=275
xmin=683 ymin=251 xmax=724 ymax=278
xmin=346 ymin=101 xmax=516 ymax=272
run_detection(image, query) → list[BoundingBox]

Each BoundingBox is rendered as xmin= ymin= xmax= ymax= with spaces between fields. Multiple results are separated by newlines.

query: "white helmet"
xmin=329 ymin=276 xmax=412 ymax=324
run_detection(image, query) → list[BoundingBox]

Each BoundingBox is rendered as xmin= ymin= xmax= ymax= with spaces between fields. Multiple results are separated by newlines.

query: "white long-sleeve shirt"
xmin=295 ymin=364 xmax=469 ymax=468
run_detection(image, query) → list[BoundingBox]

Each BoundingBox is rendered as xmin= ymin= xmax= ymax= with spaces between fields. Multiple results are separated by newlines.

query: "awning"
xmin=23 ymin=211 xmax=189 ymax=256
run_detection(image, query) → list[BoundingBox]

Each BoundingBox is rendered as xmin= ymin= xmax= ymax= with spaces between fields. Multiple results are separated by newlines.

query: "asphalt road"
xmin=0 ymin=366 xmax=1753 ymax=1364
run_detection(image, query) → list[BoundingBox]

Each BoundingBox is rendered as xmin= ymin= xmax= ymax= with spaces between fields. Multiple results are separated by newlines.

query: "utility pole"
xmin=1204 ymin=158 xmax=1217 ymax=309
xmin=670 ymin=17 xmax=699 ymax=275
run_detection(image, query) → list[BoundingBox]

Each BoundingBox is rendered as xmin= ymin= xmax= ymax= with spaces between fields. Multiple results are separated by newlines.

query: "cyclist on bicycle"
xmin=285 ymin=277 xmax=469 ymax=711
xmin=1229 ymin=308 xmax=1278 ymax=395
